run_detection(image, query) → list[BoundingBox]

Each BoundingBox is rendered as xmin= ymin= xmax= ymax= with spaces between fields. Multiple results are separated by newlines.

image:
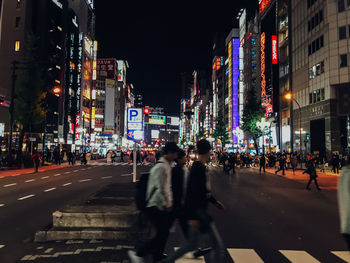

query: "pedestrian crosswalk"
xmin=88 ymin=162 xmax=152 ymax=167
xmin=169 ymin=248 xmax=350 ymax=263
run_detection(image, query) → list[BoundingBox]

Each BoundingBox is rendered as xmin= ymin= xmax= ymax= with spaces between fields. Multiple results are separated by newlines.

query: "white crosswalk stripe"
xmin=170 ymin=248 xmax=350 ymax=263
xmin=227 ymin=248 xmax=264 ymax=263
xmin=331 ymin=251 xmax=350 ymax=263
xmin=279 ymin=250 xmax=320 ymax=263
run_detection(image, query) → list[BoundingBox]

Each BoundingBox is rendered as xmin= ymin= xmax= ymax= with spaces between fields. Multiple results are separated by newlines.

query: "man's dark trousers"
xmin=136 ymin=206 xmax=172 ymax=262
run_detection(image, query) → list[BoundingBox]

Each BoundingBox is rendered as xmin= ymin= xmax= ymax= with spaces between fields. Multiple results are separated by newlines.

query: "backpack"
xmin=135 ymin=161 xmax=161 ymax=211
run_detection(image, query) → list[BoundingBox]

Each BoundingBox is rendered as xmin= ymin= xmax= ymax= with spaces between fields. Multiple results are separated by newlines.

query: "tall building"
xmin=134 ymin=94 xmax=143 ymax=108
xmin=225 ymin=28 xmax=240 ymax=145
xmin=290 ymin=0 xmax=350 ymax=157
xmin=259 ymin=0 xmax=280 ymax=150
xmin=0 ymin=0 xmax=96 ymax=152
xmin=278 ymin=0 xmax=292 ymax=152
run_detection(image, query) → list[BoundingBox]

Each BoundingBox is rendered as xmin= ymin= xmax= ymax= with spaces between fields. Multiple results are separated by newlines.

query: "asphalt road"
xmin=0 ymin=161 xmax=151 ymax=263
xmin=0 ymin=162 xmax=349 ymax=263
xmin=165 ymin=166 xmax=349 ymax=263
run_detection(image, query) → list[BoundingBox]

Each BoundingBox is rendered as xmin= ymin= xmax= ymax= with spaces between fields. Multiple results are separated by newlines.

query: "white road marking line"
xmin=0 ymin=204 xmax=5 ymax=207
xmin=227 ymin=248 xmax=264 ymax=263
xmin=279 ymin=250 xmax=320 ymax=263
xmin=101 ymin=176 xmax=112 ymax=179
xmin=44 ymin=248 xmax=53 ymax=254
xmin=331 ymin=251 xmax=350 ymax=262
xmin=25 ymin=179 xmax=35 ymax=183
xmin=121 ymin=173 xmax=133 ymax=177
xmin=73 ymin=170 xmax=79 ymax=172
xmin=79 ymin=179 xmax=91 ymax=182
xmin=44 ymin=188 xmax=56 ymax=192
xmin=41 ymin=176 xmax=49 ymax=179
xmin=63 ymin=182 xmax=72 ymax=186
xmin=87 ymin=167 xmax=92 ymax=169
xmin=3 ymin=183 xmax=17 ymax=187
xmin=81 ymin=168 xmax=86 ymax=171
xmin=64 ymin=172 xmax=70 ymax=174
xmin=0 ymin=245 xmax=5 ymax=249
xmin=54 ymin=173 xmax=61 ymax=177
xmin=18 ymin=194 xmax=35 ymax=201
xmin=122 ymin=163 xmax=128 ymax=166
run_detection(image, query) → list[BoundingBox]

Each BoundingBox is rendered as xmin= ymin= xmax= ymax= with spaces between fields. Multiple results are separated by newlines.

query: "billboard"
xmin=170 ymin=117 xmax=180 ymax=126
xmin=151 ymin=130 xmax=160 ymax=139
xmin=259 ymin=0 xmax=272 ymax=15
xmin=97 ymin=59 xmax=117 ymax=79
xmin=149 ymin=115 xmax=166 ymax=125
xmin=272 ymin=35 xmax=278 ymax=64
xmin=127 ymin=108 xmax=143 ymax=140
xmin=117 ymin=60 xmax=126 ymax=83
xmin=105 ymin=79 xmax=116 ymax=130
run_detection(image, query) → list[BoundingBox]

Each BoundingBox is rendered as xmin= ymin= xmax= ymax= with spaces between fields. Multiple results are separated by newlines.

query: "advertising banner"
xmin=97 ymin=59 xmax=117 ymax=79
xmin=149 ymin=115 xmax=166 ymax=125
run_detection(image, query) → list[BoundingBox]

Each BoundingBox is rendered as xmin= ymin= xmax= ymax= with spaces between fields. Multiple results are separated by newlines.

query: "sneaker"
xmin=127 ymin=250 xmax=145 ymax=263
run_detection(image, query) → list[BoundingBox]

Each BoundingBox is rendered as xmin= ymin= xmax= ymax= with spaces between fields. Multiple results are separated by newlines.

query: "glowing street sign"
xmin=272 ymin=35 xmax=278 ymax=65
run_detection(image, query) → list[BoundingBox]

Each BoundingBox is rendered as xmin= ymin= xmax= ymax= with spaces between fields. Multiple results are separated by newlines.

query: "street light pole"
xmin=8 ymin=61 xmax=19 ymax=154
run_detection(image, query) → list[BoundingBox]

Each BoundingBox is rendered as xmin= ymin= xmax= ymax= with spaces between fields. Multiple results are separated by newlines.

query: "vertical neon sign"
xmin=228 ymin=38 xmax=240 ymax=144
xmin=272 ymin=35 xmax=278 ymax=65
xmin=261 ymin=33 xmax=266 ymax=101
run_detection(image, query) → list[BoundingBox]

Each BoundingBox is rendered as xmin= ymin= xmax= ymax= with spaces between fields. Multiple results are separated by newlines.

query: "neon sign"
xmin=259 ymin=0 xmax=272 ymax=15
xmin=272 ymin=35 xmax=278 ymax=65
xmin=260 ymin=32 xmax=266 ymax=99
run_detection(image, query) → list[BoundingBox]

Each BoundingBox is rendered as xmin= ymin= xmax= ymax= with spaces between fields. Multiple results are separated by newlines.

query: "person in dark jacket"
xmin=275 ymin=155 xmax=286 ymax=175
xmin=162 ymin=139 xmax=225 ymax=263
xmin=259 ymin=154 xmax=266 ymax=173
xmin=32 ymin=151 xmax=41 ymax=173
xmin=226 ymin=153 xmax=236 ymax=174
xmin=303 ymin=160 xmax=321 ymax=191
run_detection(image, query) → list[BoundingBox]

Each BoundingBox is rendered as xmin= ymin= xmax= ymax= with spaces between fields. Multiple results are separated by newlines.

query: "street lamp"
xmin=284 ymin=92 xmax=302 ymax=167
xmin=256 ymin=117 xmax=270 ymax=154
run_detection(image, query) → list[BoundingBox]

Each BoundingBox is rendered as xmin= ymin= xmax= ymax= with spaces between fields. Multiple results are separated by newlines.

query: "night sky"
xmin=95 ymin=1 xmax=256 ymax=113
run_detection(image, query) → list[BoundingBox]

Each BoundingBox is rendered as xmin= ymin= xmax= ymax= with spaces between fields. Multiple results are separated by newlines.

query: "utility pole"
xmin=9 ymin=61 xmax=18 ymax=154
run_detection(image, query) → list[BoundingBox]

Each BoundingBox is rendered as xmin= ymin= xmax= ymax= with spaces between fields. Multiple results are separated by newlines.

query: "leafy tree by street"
xmin=14 ymin=33 xmax=46 ymax=152
xmin=213 ymin=114 xmax=230 ymax=150
xmin=241 ymin=88 xmax=265 ymax=152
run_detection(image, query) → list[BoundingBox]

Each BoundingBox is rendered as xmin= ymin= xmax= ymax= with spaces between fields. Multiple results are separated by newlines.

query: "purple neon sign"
xmin=230 ymin=38 xmax=240 ymax=144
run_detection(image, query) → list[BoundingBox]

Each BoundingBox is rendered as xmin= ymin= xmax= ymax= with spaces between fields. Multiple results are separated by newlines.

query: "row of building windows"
xmin=307 ymin=0 xmax=317 ymax=8
xmin=307 ymin=10 xmax=323 ymax=32
xmin=338 ymin=0 xmax=350 ymax=12
xmin=309 ymin=88 xmax=325 ymax=104
xmin=308 ymin=35 xmax=324 ymax=56
xmin=309 ymin=61 xmax=324 ymax=79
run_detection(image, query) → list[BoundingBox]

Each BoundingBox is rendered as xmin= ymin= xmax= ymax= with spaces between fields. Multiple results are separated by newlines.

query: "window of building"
xmin=309 ymin=88 xmax=326 ymax=104
xmin=320 ymin=35 xmax=324 ymax=47
xmin=14 ymin=41 xmax=20 ymax=52
xmin=308 ymin=21 xmax=311 ymax=32
xmin=340 ymin=54 xmax=348 ymax=67
xmin=15 ymin=17 xmax=20 ymax=28
xmin=320 ymin=88 xmax=325 ymax=100
xmin=339 ymin=0 xmax=345 ymax=12
xmin=16 ymin=0 xmax=21 ymax=8
xmin=319 ymin=10 xmax=323 ymax=22
xmin=339 ymin=26 xmax=347 ymax=40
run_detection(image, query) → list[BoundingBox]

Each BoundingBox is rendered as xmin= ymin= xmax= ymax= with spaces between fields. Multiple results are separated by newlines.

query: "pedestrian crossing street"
xmin=89 ymin=162 xmax=152 ymax=167
xmin=174 ymin=248 xmax=350 ymax=263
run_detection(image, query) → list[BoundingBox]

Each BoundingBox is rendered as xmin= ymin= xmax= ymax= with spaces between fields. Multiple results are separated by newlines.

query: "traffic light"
xmin=143 ymin=107 xmax=150 ymax=115
xmin=0 ymin=96 xmax=6 ymax=105
xmin=306 ymin=133 xmax=310 ymax=141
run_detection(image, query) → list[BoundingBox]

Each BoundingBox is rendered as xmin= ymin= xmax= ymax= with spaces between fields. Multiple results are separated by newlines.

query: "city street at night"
xmin=0 ymin=163 xmax=348 ymax=262
xmin=1 ymin=0 xmax=350 ymax=262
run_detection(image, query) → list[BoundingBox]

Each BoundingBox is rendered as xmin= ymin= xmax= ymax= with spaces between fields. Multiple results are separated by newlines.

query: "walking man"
xmin=303 ymin=159 xmax=321 ymax=191
xmin=275 ymin=155 xmax=286 ymax=175
xmin=162 ymin=139 xmax=225 ymax=263
xmin=128 ymin=142 xmax=179 ymax=263
xmin=32 ymin=151 xmax=41 ymax=173
xmin=259 ymin=154 xmax=266 ymax=173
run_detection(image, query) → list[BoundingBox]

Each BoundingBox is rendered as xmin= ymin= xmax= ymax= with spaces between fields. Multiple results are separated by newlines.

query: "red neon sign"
xmin=260 ymin=33 xmax=266 ymax=99
xmin=259 ymin=0 xmax=272 ymax=15
xmin=272 ymin=35 xmax=278 ymax=65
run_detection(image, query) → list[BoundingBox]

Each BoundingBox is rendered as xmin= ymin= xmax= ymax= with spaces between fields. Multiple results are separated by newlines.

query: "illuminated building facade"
xmin=226 ymin=29 xmax=240 ymax=145
xmin=260 ymin=0 xmax=280 ymax=151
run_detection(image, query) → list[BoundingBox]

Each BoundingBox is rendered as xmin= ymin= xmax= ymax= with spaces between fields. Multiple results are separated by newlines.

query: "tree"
xmin=213 ymin=114 xmax=230 ymax=150
xmin=241 ymin=88 xmax=265 ymax=153
xmin=14 ymin=33 xmax=46 ymax=153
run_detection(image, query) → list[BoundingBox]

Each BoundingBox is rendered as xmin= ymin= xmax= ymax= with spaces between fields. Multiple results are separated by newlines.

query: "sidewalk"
xmin=258 ymin=166 xmax=340 ymax=190
xmin=0 ymin=164 xmax=71 ymax=178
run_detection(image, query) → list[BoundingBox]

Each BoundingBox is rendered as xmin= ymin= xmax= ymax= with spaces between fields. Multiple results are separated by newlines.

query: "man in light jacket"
xmin=128 ymin=142 xmax=179 ymax=263
xmin=338 ymin=156 xmax=350 ymax=249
